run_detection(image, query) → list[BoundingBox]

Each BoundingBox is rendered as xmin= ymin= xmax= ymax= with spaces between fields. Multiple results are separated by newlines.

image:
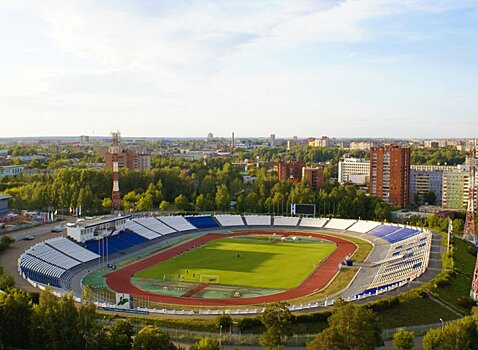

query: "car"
xmin=23 ymin=235 xmax=34 ymax=240
xmin=51 ymin=226 xmax=63 ymax=233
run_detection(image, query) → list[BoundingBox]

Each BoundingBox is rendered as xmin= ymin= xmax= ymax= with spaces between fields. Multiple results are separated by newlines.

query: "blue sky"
xmin=1 ymin=0 xmax=477 ymax=138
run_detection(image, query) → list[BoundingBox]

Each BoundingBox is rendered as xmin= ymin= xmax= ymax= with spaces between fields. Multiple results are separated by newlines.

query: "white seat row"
xmin=347 ymin=220 xmax=380 ymax=233
xmin=136 ymin=217 xmax=176 ymax=235
xmin=273 ymin=216 xmax=300 ymax=226
xmin=27 ymin=244 xmax=81 ymax=269
xmin=19 ymin=254 xmax=66 ymax=278
xmin=46 ymin=237 xmax=99 ymax=262
xmin=158 ymin=216 xmax=196 ymax=231
xmin=124 ymin=221 xmax=161 ymax=240
xmin=214 ymin=214 xmax=244 ymax=227
xmin=325 ymin=219 xmax=357 ymax=230
xmin=243 ymin=215 xmax=271 ymax=226
xmin=299 ymin=217 xmax=328 ymax=228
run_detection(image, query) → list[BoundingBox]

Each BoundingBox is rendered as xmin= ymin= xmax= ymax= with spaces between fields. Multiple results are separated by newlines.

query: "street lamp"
xmin=219 ymin=324 xmax=223 ymax=347
xmin=440 ymin=318 xmax=444 ymax=330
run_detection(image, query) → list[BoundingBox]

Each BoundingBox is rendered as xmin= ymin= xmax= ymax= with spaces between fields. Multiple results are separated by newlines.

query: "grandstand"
xmin=214 ymin=214 xmax=245 ymax=227
xmin=324 ymin=218 xmax=357 ymax=230
xmin=185 ymin=215 xmax=220 ymax=229
xmin=135 ymin=217 xmax=176 ymax=235
xmin=347 ymin=220 xmax=380 ymax=234
xmin=158 ymin=216 xmax=196 ymax=231
xmin=123 ymin=220 xmax=161 ymax=240
xmin=299 ymin=217 xmax=328 ymax=228
xmin=243 ymin=215 xmax=271 ymax=226
xmin=273 ymin=216 xmax=300 ymax=226
xmin=45 ymin=237 xmax=99 ymax=262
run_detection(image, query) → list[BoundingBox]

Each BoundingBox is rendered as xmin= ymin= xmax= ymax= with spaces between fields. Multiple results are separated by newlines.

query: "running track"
xmin=105 ymin=231 xmax=356 ymax=306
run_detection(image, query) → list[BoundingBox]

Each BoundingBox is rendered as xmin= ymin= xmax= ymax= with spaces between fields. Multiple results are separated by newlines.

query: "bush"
xmin=467 ymin=245 xmax=476 ymax=256
xmin=214 ymin=313 xmax=232 ymax=330
xmin=237 ymin=317 xmax=264 ymax=333
xmin=458 ymin=296 xmax=476 ymax=311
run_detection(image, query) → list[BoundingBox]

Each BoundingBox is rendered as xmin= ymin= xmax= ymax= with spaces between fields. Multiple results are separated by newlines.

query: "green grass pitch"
xmin=134 ymin=236 xmax=337 ymax=289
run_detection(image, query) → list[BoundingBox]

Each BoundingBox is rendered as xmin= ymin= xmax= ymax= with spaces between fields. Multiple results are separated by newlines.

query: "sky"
xmin=1 ymin=0 xmax=478 ymax=139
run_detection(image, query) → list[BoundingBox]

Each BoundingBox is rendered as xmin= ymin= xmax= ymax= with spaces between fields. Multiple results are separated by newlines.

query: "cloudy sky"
xmin=1 ymin=0 xmax=477 ymax=138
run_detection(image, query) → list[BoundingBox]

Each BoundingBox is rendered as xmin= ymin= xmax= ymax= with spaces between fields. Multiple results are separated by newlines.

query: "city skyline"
xmin=1 ymin=1 xmax=478 ymax=138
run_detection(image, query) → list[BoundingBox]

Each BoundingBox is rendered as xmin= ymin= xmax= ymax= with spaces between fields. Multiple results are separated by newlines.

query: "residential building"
xmin=369 ymin=145 xmax=411 ymax=208
xmin=105 ymin=149 xmax=151 ymax=171
xmin=270 ymin=134 xmax=276 ymax=147
xmin=442 ymin=170 xmax=478 ymax=210
xmin=277 ymin=160 xmax=305 ymax=184
xmin=0 ymin=165 xmax=24 ymax=178
xmin=338 ymin=158 xmax=370 ymax=185
xmin=349 ymin=141 xmax=376 ymax=151
xmin=0 ymin=194 xmax=11 ymax=216
xmin=302 ymin=167 xmax=324 ymax=190
xmin=309 ymin=136 xmax=334 ymax=148
xmin=410 ymin=170 xmax=443 ymax=205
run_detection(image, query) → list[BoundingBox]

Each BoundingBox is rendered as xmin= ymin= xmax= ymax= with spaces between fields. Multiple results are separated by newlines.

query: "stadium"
xmin=17 ymin=214 xmax=438 ymax=315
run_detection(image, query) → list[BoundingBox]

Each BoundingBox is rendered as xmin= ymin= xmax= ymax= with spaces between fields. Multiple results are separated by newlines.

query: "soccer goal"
xmin=200 ymin=274 xmax=220 ymax=283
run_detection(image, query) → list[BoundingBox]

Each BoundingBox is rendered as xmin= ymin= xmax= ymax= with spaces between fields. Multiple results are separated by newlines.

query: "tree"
xmin=308 ymin=299 xmax=382 ymax=350
xmin=133 ymin=325 xmax=177 ymax=350
xmin=259 ymin=302 xmax=293 ymax=350
xmin=0 ymin=289 xmax=32 ymax=349
xmin=422 ymin=328 xmax=443 ymax=350
xmin=392 ymin=329 xmax=414 ymax=350
xmin=159 ymin=200 xmax=169 ymax=211
xmin=106 ymin=319 xmax=135 ymax=350
xmin=0 ymin=273 xmax=15 ymax=292
xmin=190 ymin=337 xmax=220 ymax=350
xmin=215 ymin=184 xmax=230 ymax=211
xmin=137 ymin=193 xmax=154 ymax=211
xmin=174 ymin=194 xmax=189 ymax=211
xmin=215 ymin=312 xmax=232 ymax=330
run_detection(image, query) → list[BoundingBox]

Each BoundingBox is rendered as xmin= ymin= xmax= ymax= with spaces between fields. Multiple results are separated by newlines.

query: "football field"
xmin=134 ymin=236 xmax=336 ymax=290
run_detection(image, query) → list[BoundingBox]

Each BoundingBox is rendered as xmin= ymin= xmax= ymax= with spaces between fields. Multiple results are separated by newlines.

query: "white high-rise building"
xmin=338 ymin=158 xmax=370 ymax=185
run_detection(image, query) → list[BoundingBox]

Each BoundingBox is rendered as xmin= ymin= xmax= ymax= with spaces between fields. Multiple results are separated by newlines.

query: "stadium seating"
xmin=273 ymin=216 xmax=300 ymax=226
xmin=324 ymin=219 xmax=357 ymax=230
xmin=381 ymin=227 xmax=420 ymax=243
xmin=120 ymin=231 xmax=149 ymax=245
xmin=123 ymin=220 xmax=161 ymax=240
xmin=18 ymin=254 xmax=66 ymax=288
xmin=84 ymin=239 xmax=118 ymax=256
xmin=135 ymin=217 xmax=176 ymax=235
xmin=368 ymin=225 xmax=401 ymax=237
xmin=158 ymin=216 xmax=196 ymax=231
xmin=347 ymin=221 xmax=380 ymax=233
xmin=26 ymin=244 xmax=81 ymax=269
xmin=299 ymin=217 xmax=328 ymax=228
xmin=214 ymin=214 xmax=245 ymax=226
xmin=45 ymin=237 xmax=99 ymax=262
xmin=185 ymin=215 xmax=220 ymax=229
xmin=243 ymin=215 xmax=272 ymax=226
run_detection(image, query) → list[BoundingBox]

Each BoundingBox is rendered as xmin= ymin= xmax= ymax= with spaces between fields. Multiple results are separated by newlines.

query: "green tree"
xmin=308 ymin=299 xmax=382 ymax=350
xmin=159 ymin=200 xmax=169 ymax=211
xmin=137 ymin=193 xmax=154 ymax=211
xmin=215 ymin=184 xmax=231 ymax=211
xmin=259 ymin=302 xmax=293 ymax=350
xmin=392 ymin=329 xmax=414 ymax=350
xmin=174 ymin=194 xmax=190 ymax=211
xmin=0 ymin=273 xmax=15 ymax=292
xmin=215 ymin=312 xmax=233 ymax=330
xmin=133 ymin=325 xmax=177 ymax=350
xmin=190 ymin=337 xmax=221 ymax=350
xmin=0 ymin=289 xmax=32 ymax=349
xmin=106 ymin=319 xmax=135 ymax=350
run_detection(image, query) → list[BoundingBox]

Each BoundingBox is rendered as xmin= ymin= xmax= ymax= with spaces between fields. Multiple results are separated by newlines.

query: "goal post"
xmin=200 ymin=274 xmax=220 ymax=284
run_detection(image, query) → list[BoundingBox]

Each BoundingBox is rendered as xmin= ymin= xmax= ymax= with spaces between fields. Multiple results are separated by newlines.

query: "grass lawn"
xmin=453 ymin=238 xmax=476 ymax=276
xmin=135 ymin=236 xmax=336 ymax=290
xmin=378 ymin=296 xmax=460 ymax=328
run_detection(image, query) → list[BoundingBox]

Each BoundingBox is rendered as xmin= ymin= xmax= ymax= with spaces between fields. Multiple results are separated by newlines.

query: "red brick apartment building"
xmin=369 ymin=145 xmax=411 ymax=208
xmin=277 ymin=160 xmax=305 ymax=184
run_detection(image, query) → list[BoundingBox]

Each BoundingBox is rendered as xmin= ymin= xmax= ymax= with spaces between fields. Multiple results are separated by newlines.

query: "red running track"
xmin=105 ymin=231 xmax=356 ymax=306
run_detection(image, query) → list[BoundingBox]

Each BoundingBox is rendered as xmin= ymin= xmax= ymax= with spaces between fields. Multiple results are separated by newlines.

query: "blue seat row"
xmin=185 ymin=216 xmax=220 ymax=229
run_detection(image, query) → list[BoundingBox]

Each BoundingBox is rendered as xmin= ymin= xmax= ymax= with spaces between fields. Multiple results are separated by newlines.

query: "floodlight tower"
xmin=467 ymin=139 xmax=478 ymax=301
xmin=464 ymin=143 xmax=477 ymax=244
xmin=110 ymin=131 xmax=122 ymax=212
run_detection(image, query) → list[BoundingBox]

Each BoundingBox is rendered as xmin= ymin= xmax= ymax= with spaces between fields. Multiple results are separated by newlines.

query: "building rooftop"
xmin=0 ymin=194 xmax=12 ymax=201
